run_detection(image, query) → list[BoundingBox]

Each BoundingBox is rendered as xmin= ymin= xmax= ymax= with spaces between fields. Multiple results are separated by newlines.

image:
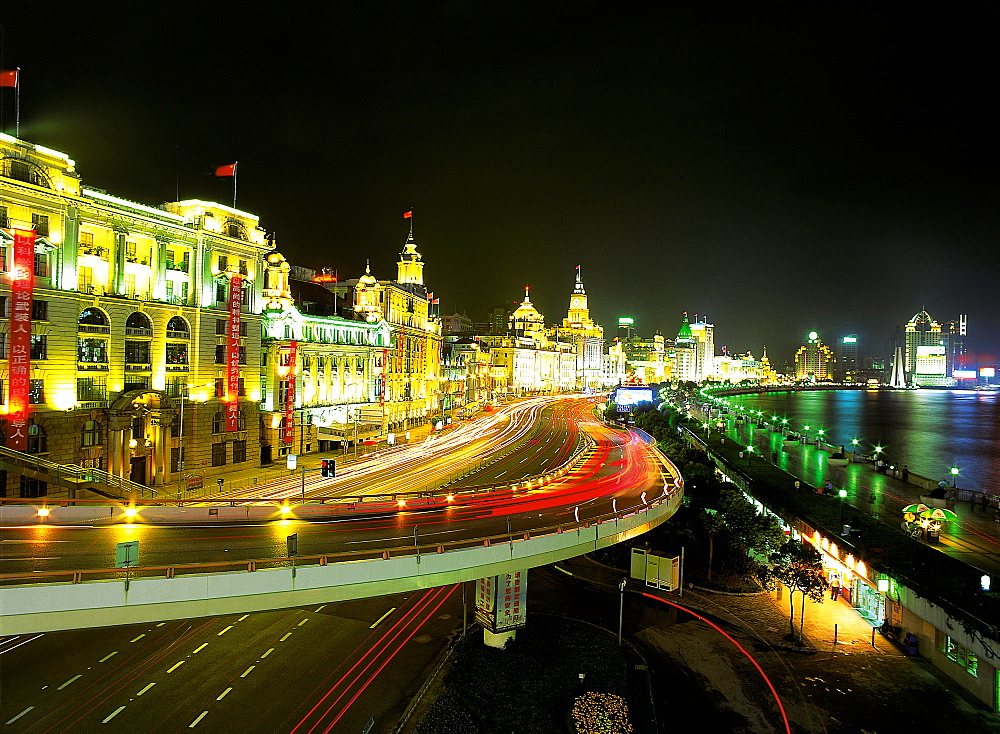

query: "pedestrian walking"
xmin=901 ymin=465 xmax=909 ymax=482
xmin=830 ymin=575 xmax=841 ymax=600
xmin=824 ymin=479 xmax=834 ymax=495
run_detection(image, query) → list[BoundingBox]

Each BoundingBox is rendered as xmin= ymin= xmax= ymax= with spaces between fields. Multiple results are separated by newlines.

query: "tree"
xmin=701 ymin=508 xmax=728 ymax=581
xmin=762 ymin=540 xmax=826 ymax=641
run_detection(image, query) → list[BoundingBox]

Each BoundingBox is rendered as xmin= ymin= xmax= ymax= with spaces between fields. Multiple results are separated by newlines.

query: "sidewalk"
xmin=723 ymin=420 xmax=1000 ymax=577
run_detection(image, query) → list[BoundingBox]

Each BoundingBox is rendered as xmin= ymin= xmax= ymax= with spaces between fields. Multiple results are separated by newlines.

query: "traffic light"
xmin=321 ymin=459 xmax=335 ymax=478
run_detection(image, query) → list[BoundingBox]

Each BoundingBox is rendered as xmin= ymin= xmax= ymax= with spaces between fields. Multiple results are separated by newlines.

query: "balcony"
xmin=166 ymin=330 xmax=190 ymax=340
xmin=125 ymin=363 xmax=152 ymax=372
xmin=125 ymin=327 xmax=153 ymax=337
xmin=77 ymin=362 xmax=110 ymax=371
xmin=166 ymin=262 xmax=190 ymax=273
xmin=166 ymin=363 xmax=190 ymax=372
xmin=78 ymin=246 xmax=108 ymax=258
xmin=78 ymin=324 xmax=111 ymax=334
xmin=78 ymin=284 xmax=106 ymax=296
xmin=125 ymin=256 xmax=150 ymax=266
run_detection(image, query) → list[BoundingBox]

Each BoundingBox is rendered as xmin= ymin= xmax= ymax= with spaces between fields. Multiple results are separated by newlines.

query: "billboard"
xmin=614 ymin=387 xmax=654 ymax=407
xmin=953 ymin=370 xmax=977 ymax=379
xmin=476 ymin=572 xmax=527 ymax=633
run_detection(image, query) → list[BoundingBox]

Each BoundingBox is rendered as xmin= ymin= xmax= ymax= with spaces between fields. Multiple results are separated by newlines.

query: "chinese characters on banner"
xmin=7 ymin=229 xmax=35 ymax=451
xmin=380 ymin=348 xmax=388 ymax=407
xmin=283 ymin=340 xmax=297 ymax=444
xmin=475 ymin=572 xmax=527 ymax=633
xmin=225 ymin=274 xmax=242 ymax=431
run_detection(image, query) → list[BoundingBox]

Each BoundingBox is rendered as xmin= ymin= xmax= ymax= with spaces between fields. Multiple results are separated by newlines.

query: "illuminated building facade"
xmin=688 ymin=317 xmax=715 ymax=381
xmin=258 ymin=253 xmax=390 ymax=461
xmin=903 ymin=310 xmax=965 ymax=387
xmin=794 ymin=332 xmax=835 ymax=381
xmin=553 ymin=267 xmax=605 ymax=389
xmin=673 ymin=314 xmax=699 ymax=382
xmin=336 ymin=231 xmax=442 ymax=431
xmin=0 ymin=133 xmax=270 ymax=496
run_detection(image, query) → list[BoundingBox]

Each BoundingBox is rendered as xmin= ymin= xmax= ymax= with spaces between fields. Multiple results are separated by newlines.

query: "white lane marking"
xmin=216 ymin=687 xmax=232 ymax=701
xmin=189 ymin=711 xmax=209 ymax=728
xmin=279 ymin=633 xmax=292 ymax=642
xmin=102 ymin=706 xmax=126 ymax=724
xmin=167 ymin=660 xmax=185 ymax=673
xmin=99 ymin=651 xmax=118 ymax=663
xmin=0 ymin=634 xmax=44 ymax=655
xmin=130 ymin=634 xmax=145 ymax=643
xmin=57 ymin=675 xmax=82 ymax=690
xmin=192 ymin=643 xmax=208 ymax=654
xmin=217 ymin=626 xmax=233 ymax=636
xmin=137 ymin=682 xmax=156 ymax=696
xmin=5 ymin=707 xmax=34 ymax=725
xmin=240 ymin=665 xmax=255 ymax=678
xmin=261 ymin=647 xmax=275 ymax=659
xmin=370 ymin=608 xmax=397 ymax=629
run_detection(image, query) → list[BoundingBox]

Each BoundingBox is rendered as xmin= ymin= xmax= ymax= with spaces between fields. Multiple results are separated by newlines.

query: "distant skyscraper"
xmin=903 ymin=310 xmax=961 ymax=387
xmin=689 ymin=317 xmax=715 ymax=380
xmin=838 ymin=335 xmax=859 ymax=381
xmin=673 ymin=314 xmax=699 ymax=381
xmin=794 ymin=332 xmax=835 ymax=381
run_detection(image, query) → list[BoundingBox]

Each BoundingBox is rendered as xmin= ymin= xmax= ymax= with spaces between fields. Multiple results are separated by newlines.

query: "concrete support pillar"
xmin=483 ymin=629 xmax=516 ymax=649
xmin=109 ymin=429 xmax=125 ymax=478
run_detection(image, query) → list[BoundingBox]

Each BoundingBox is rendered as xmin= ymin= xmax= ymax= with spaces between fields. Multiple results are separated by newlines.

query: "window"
xmin=34 ymin=252 xmax=48 ymax=278
xmin=0 ymin=205 xmax=8 ymax=228
xmin=166 ymin=316 xmax=190 ymax=337
xmin=0 ymin=333 xmax=5 ymax=359
xmin=233 ymin=439 xmax=247 ymax=463
xmin=218 ymin=255 xmax=229 ymax=271
xmin=238 ymin=259 xmax=248 ymax=276
xmin=212 ymin=411 xmax=225 ymax=433
xmin=278 ymin=380 xmax=291 ymax=407
xmin=31 ymin=300 xmax=48 ymax=321
xmin=215 ymin=378 xmax=225 ymax=398
xmin=80 ymin=231 xmax=94 ymax=247
xmin=79 ymin=307 xmax=109 ymax=327
xmin=31 ymin=213 xmax=49 ymax=236
xmin=165 ymin=377 xmax=188 ymax=400
xmin=125 ymin=312 xmax=152 ymax=332
xmin=216 ymin=319 xmax=227 ymax=335
xmin=945 ymin=637 xmax=978 ymax=677
xmin=28 ymin=379 xmax=44 ymax=405
xmin=0 ymin=246 xmax=6 ymax=272
xmin=30 ymin=335 xmax=47 ymax=360
xmin=77 ymin=377 xmax=107 ymax=402
xmin=211 ymin=442 xmax=227 ymax=466
xmin=0 ymin=295 xmax=6 ymax=317
xmin=216 ymin=281 xmax=227 ymax=303
xmin=166 ymin=343 xmax=189 ymax=365
xmin=215 ymin=345 xmax=225 ymax=364
xmin=82 ymin=420 xmax=102 ymax=447
xmin=27 ymin=423 xmax=46 ymax=453
xmin=19 ymin=477 xmax=47 ymax=498
xmin=124 ymin=341 xmax=151 ymax=364
xmin=78 ymin=338 xmax=109 ymax=363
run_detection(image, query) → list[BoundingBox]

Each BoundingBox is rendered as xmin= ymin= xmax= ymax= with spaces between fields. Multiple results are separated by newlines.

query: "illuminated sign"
xmin=953 ymin=370 xmax=977 ymax=379
xmin=615 ymin=387 xmax=654 ymax=406
xmin=916 ymin=346 xmax=945 ymax=357
xmin=981 ymin=367 xmax=996 ymax=378
xmin=8 ymin=229 xmax=35 ymax=451
xmin=226 ymin=274 xmax=243 ymax=431
xmin=618 ymin=317 xmax=634 ymax=326
xmin=842 ymin=336 xmax=857 ymax=343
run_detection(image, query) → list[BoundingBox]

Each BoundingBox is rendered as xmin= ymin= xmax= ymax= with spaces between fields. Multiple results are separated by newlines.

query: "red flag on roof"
xmin=215 ymin=163 xmax=237 ymax=177
xmin=0 ymin=70 xmax=17 ymax=88
xmin=403 ymin=210 xmax=413 ymax=219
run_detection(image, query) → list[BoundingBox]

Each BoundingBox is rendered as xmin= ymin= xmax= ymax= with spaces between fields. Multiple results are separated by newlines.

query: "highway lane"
xmin=0 ymin=589 xmax=464 ymax=733
xmin=0 ymin=399 xmax=669 ymax=579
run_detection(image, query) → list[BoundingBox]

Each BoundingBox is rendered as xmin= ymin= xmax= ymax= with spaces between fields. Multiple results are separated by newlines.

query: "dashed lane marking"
xmin=189 ymin=711 xmax=209 ymax=728
xmin=240 ymin=665 xmax=255 ymax=678
xmin=217 ymin=626 xmax=233 ymax=636
xmin=167 ymin=661 xmax=185 ymax=673
xmin=279 ymin=633 xmax=292 ymax=642
xmin=137 ymin=683 xmax=156 ymax=696
xmin=5 ymin=707 xmax=33 ymax=725
xmin=192 ymin=643 xmax=208 ymax=654
xmin=370 ymin=608 xmax=397 ymax=629
xmin=130 ymin=634 xmax=145 ymax=643
xmin=261 ymin=647 xmax=275 ymax=659
xmin=217 ymin=687 xmax=232 ymax=701
xmin=102 ymin=706 xmax=126 ymax=724
xmin=99 ymin=652 xmax=118 ymax=663
xmin=57 ymin=675 xmax=82 ymax=690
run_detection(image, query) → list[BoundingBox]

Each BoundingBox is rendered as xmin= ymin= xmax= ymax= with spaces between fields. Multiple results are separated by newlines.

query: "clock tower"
xmin=564 ymin=265 xmax=590 ymax=327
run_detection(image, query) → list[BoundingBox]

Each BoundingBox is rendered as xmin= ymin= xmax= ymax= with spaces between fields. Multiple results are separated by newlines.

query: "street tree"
xmin=762 ymin=540 xmax=826 ymax=641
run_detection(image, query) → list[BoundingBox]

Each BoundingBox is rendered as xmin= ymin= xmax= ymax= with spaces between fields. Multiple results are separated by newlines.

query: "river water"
xmin=724 ymin=389 xmax=1000 ymax=493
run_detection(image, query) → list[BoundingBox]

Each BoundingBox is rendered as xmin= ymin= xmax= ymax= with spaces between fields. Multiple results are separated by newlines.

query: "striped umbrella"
xmin=922 ymin=508 xmax=959 ymax=521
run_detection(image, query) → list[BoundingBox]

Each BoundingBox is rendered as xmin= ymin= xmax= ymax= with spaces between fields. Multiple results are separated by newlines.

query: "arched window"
xmin=166 ymin=316 xmax=190 ymax=337
xmin=125 ymin=312 xmax=153 ymax=331
xmin=212 ymin=411 xmax=225 ymax=433
xmin=238 ymin=411 xmax=247 ymax=431
xmin=82 ymin=420 xmax=102 ymax=447
xmin=27 ymin=424 xmax=47 ymax=454
xmin=79 ymin=307 xmax=109 ymax=326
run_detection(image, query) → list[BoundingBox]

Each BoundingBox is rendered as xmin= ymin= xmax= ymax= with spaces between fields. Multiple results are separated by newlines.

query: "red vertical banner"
xmin=7 ymin=229 xmax=35 ymax=451
xmin=283 ymin=340 xmax=297 ymax=444
xmin=225 ymin=274 xmax=242 ymax=431
xmin=380 ymin=347 xmax=388 ymax=407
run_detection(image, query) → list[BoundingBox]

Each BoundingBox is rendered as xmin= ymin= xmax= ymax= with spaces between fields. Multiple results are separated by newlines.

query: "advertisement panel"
xmin=283 ymin=340 xmax=297 ymax=444
xmin=475 ymin=572 xmax=528 ymax=633
xmin=614 ymin=387 xmax=654 ymax=407
xmin=226 ymin=274 xmax=243 ymax=431
xmin=7 ymin=229 xmax=35 ymax=451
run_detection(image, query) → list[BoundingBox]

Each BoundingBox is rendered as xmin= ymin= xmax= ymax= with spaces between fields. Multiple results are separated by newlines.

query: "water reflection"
xmin=727 ymin=389 xmax=1000 ymax=492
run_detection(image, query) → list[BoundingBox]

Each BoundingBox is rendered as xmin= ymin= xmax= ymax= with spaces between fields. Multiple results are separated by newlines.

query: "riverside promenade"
xmin=710 ymin=415 xmax=1000 ymax=577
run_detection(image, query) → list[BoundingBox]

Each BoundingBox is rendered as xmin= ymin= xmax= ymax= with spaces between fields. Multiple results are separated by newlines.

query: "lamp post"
xmin=746 ymin=445 xmax=754 ymax=466
xmin=839 ymin=488 xmax=848 ymax=529
xmin=817 ymin=428 xmax=825 ymax=447
xmin=951 ymin=466 xmax=960 ymax=489
xmin=850 ymin=438 xmax=860 ymax=461
xmin=617 ymin=577 xmax=628 ymax=645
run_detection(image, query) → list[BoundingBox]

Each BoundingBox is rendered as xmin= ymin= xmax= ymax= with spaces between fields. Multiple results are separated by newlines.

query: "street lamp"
xmin=838 ymin=488 xmax=848 ymax=531
xmin=951 ymin=466 xmax=960 ymax=489
xmin=817 ymin=428 xmax=825 ymax=447
xmin=746 ymin=445 xmax=754 ymax=466
xmin=850 ymin=438 xmax=860 ymax=460
xmin=618 ymin=577 xmax=627 ymax=645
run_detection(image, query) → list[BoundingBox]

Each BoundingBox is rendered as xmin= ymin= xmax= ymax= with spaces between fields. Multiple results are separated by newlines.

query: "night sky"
xmin=2 ymin=4 xmax=995 ymax=365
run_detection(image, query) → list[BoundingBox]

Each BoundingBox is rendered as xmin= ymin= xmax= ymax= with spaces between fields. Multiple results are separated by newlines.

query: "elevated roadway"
xmin=0 ymin=396 xmax=682 ymax=634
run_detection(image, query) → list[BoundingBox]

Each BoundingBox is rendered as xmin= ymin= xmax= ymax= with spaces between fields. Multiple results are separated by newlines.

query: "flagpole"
xmin=14 ymin=66 xmax=20 ymax=138
xmin=232 ymin=161 xmax=238 ymax=208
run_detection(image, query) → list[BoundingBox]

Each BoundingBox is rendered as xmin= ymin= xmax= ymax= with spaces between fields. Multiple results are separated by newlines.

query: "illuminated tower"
xmin=558 ymin=266 xmax=605 ymax=388
xmin=673 ymin=313 xmax=699 ymax=382
xmin=396 ymin=231 xmax=423 ymax=285
xmin=794 ymin=332 xmax=835 ymax=381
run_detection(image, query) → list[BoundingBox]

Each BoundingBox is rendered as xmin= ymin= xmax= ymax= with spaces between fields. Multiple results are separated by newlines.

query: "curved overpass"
xmin=0 ymin=398 xmax=682 ymax=635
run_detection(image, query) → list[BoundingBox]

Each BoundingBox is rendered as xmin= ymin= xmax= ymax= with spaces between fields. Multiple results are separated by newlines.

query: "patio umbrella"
xmin=922 ymin=508 xmax=959 ymax=521
xmin=902 ymin=503 xmax=930 ymax=514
